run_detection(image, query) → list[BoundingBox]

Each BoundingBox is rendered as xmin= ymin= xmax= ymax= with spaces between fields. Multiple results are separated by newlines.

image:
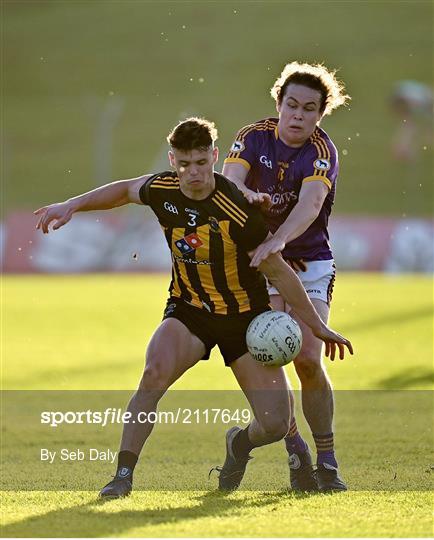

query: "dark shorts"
xmin=163 ymin=298 xmax=271 ymax=366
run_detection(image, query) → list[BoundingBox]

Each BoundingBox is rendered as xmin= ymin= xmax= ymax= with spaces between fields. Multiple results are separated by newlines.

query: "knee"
xmin=294 ymin=354 xmax=323 ymax=382
xmin=260 ymin=416 xmax=289 ymax=442
xmin=139 ymin=363 xmax=171 ymax=391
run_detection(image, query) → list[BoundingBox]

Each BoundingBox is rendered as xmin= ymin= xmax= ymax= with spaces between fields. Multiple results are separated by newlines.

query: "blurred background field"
xmin=3 ymin=0 xmax=433 ymax=216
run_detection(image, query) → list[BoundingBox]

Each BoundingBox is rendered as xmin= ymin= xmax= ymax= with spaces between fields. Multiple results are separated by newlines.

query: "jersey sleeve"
xmin=300 ymin=138 xmax=339 ymax=190
xmin=138 ymin=175 xmax=155 ymax=206
xmin=224 ymin=125 xmax=259 ymax=172
xmin=139 ymin=172 xmax=175 ymax=206
xmin=234 ymin=206 xmax=269 ymax=252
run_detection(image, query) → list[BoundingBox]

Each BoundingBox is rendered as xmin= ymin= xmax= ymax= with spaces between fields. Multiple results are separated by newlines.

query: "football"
xmin=246 ymin=310 xmax=302 ymax=366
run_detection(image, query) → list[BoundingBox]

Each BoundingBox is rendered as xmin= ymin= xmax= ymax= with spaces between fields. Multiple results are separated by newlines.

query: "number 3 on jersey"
xmin=187 ymin=213 xmax=197 ymax=226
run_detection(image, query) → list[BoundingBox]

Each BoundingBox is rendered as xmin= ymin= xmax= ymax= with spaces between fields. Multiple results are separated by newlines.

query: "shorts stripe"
xmin=327 ymin=264 xmax=336 ymax=305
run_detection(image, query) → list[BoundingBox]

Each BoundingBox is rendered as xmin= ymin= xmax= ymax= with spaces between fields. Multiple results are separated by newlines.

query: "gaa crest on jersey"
xmin=163 ymin=201 xmax=179 ymax=214
xmin=277 ymin=161 xmax=289 ymax=182
xmin=208 ymin=216 xmax=220 ymax=233
xmin=313 ymin=158 xmax=331 ymax=171
xmin=230 ymin=140 xmax=245 ymax=153
xmin=175 ymin=233 xmax=203 ymax=254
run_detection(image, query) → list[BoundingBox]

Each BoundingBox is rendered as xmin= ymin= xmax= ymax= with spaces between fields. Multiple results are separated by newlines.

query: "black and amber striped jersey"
xmin=224 ymin=117 xmax=339 ymax=261
xmin=139 ymin=171 xmax=270 ymax=315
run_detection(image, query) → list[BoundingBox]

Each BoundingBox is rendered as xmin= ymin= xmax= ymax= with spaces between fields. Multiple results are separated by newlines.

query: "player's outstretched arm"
xmin=222 ymin=162 xmax=272 ymax=210
xmin=256 ymin=252 xmax=353 ymax=360
xmin=250 ymin=181 xmax=328 ymax=267
xmin=34 ymin=175 xmax=148 ymax=233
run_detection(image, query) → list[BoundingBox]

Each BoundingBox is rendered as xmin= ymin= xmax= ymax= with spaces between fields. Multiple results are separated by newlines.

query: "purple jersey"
xmin=224 ymin=117 xmax=338 ymax=261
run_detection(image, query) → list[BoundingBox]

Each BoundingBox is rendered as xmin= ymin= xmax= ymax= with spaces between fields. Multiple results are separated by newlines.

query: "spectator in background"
xmin=390 ymin=80 xmax=433 ymax=162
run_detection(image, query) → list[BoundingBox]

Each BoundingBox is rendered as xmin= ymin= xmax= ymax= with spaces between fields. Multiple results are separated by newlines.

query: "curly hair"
xmin=271 ymin=61 xmax=350 ymax=116
xmin=167 ymin=117 xmax=218 ymax=151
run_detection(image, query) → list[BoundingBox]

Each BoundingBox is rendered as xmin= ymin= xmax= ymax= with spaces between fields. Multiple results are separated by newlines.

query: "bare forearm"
xmin=67 ymin=180 xmax=132 ymax=212
xmin=227 ymin=175 xmax=251 ymax=195
xmin=222 ymin=163 xmax=250 ymax=194
xmin=274 ymin=181 xmax=328 ymax=245
xmin=35 ymin=176 xmax=146 ymax=233
xmin=259 ymin=254 xmax=324 ymax=333
xmin=274 ymin=200 xmax=318 ymax=245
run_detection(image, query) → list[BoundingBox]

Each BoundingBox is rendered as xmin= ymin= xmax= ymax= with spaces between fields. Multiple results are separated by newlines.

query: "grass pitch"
xmin=2 ymin=273 xmax=433 ymax=537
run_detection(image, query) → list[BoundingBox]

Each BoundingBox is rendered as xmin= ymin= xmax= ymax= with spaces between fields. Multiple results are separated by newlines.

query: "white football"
xmin=246 ymin=310 xmax=302 ymax=366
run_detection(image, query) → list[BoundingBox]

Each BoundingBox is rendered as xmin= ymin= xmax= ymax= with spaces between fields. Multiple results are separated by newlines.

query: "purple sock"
xmin=317 ymin=451 xmax=338 ymax=468
xmin=313 ymin=433 xmax=338 ymax=468
xmin=284 ymin=418 xmax=308 ymax=454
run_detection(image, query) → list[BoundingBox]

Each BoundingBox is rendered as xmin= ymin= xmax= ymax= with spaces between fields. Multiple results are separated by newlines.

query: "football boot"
xmin=210 ymin=426 xmax=252 ymax=491
xmin=316 ymin=463 xmax=347 ymax=492
xmin=288 ymin=449 xmax=318 ymax=491
xmin=99 ymin=467 xmax=133 ymax=498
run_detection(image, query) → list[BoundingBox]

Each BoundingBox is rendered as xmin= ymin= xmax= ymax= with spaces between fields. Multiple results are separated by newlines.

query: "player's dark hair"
xmin=271 ymin=61 xmax=350 ymax=116
xmin=167 ymin=117 xmax=218 ymax=151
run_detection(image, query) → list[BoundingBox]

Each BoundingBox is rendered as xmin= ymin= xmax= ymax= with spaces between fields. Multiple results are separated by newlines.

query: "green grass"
xmin=2 ymin=274 xmax=433 ymax=537
xmin=3 ymin=1 xmax=433 ymax=216
xmin=3 ymin=274 xmax=433 ymax=390
xmin=1 ymin=491 xmax=432 ymax=538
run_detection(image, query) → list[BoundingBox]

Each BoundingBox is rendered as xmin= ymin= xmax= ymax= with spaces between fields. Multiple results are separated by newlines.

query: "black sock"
xmin=232 ymin=427 xmax=255 ymax=459
xmin=116 ymin=450 xmax=138 ymax=478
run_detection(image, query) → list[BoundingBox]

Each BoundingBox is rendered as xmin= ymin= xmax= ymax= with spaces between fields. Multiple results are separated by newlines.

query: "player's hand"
xmin=34 ymin=201 xmax=75 ymax=233
xmin=250 ymin=236 xmax=286 ymax=268
xmin=243 ymin=190 xmax=272 ymax=211
xmin=313 ymin=324 xmax=353 ymax=361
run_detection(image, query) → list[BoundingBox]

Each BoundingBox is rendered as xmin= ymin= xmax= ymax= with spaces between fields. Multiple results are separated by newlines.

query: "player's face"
xmin=277 ymin=84 xmax=323 ymax=147
xmin=169 ymin=146 xmax=219 ymax=199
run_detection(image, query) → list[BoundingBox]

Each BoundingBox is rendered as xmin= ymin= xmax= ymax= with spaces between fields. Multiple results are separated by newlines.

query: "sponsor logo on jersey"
xmin=185 ymin=208 xmax=200 ymax=215
xmin=230 ymin=140 xmax=245 ymax=153
xmin=259 ymin=155 xmax=273 ymax=169
xmin=164 ymin=201 xmax=179 ymax=214
xmin=313 ymin=158 xmax=331 ymax=171
xmin=175 ymin=233 xmax=203 ymax=254
xmin=270 ymin=191 xmax=298 ymax=205
xmin=173 ymin=254 xmax=211 ymax=265
xmin=208 ymin=216 xmax=220 ymax=233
